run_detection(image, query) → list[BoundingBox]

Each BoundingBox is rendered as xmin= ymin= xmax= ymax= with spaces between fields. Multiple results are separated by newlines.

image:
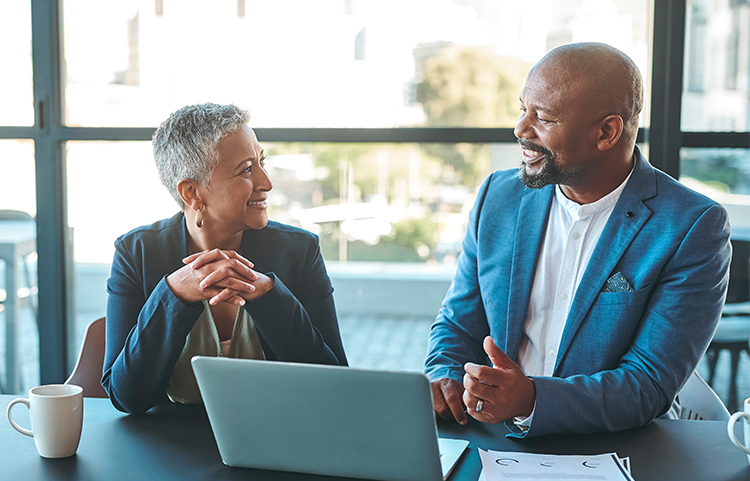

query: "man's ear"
xmin=176 ymin=179 xmax=203 ymax=210
xmin=597 ymin=115 xmax=624 ymax=151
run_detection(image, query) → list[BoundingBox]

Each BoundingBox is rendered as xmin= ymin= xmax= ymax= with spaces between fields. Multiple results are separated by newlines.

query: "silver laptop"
xmin=191 ymin=356 xmax=468 ymax=481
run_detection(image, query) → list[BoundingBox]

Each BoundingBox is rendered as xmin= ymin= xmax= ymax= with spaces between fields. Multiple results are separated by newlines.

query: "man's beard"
xmin=517 ymin=140 xmax=578 ymax=189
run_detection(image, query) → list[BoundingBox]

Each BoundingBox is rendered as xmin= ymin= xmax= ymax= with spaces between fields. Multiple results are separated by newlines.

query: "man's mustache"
xmin=517 ymin=139 xmax=552 ymax=158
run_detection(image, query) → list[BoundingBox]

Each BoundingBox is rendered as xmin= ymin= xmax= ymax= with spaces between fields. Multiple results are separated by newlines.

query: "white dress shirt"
xmin=514 ymin=166 xmax=634 ymax=428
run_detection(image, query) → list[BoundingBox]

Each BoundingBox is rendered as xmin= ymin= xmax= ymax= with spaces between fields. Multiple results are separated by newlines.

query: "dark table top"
xmin=3 ymin=396 xmax=748 ymax=481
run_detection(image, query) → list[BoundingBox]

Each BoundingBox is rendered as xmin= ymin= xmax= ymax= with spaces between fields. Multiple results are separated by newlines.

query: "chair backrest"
xmin=678 ymin=370 xmax=730 ymax=421
xmin=65 ymin=317 xmax=108 ymax=398
xmin=726 ymin=239 xmax=750 ymax=305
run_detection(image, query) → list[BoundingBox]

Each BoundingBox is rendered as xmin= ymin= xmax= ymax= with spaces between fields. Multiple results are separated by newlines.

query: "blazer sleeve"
xmin=424 ymin=176 xmax=493 ymax=382
xmin=102 ymin=240 xmax=202 ymax=415
xmin=244 ymin=234 xmax=348 ymax=366
xmin=523 ymin=203 xmax=731 ymax=437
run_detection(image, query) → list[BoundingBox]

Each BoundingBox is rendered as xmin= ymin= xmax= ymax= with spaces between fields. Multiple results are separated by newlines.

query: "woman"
xmin=102 ymin=103 xmax=347 ymax=414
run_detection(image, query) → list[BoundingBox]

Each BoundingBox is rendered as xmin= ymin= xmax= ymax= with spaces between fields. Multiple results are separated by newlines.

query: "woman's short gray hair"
xmin=153 ymin=103 xmax=251 ymax=209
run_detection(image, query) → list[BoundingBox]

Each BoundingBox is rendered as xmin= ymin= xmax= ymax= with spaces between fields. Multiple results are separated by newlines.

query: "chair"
xmin=65 ymin=317 xmax=108 ymax=398
xmin=0 ymin=209 xmax=38 ymax=317
xmin=678 ymin=371 xmax=730 ymax=421
xmin=706 ymin=238 xmax=750 ymax=413
xmin=0 ymin=209 xmax=38 ymax=394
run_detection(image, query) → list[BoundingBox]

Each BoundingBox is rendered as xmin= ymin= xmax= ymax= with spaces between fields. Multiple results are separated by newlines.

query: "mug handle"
xmin=728 ymin=411 xmax=750 ymax=454
xmin=6 ymin=398 xmax=33 ymax=437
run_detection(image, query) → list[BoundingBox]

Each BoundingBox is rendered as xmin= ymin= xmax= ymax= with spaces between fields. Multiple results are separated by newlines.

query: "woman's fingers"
xmin=198 ymin=262 xmax=258 ymax=289
xmin=175 ymin=249 xmax=267 ymax=305
xmin=221 ymin=250 xmax=255 ymax=270
xmin=183 ymin=249 xmax=254 ymax=270
xmin=183 ymin=248 xmax=230 ymax=269
xmin=208 ymin=288 xmax=245 ymax=306
xmin=206 ymin=277 xmax=257 ymax=296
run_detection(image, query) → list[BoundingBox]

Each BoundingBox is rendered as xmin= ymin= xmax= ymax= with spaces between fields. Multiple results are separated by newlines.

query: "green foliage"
xmin=680 ymin=150 xmax=745 ymax=190
xmin=420 ymin=143 xmax=489 ymax=188
xmin=320 ymin=239 xmax=423 ymax=262
xmin=318 ymin=216 xmax=438 ymax=263
xmin=389 ymin=217 xmax=437 ymax=252
xmin=415 ymin=46 xmax=530 ymax=186
xmin=416 ymin=46 xmax=530 ymax=128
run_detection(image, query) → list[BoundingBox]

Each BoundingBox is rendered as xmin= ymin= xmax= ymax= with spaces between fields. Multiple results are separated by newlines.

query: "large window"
xmin=680 ymin=148 xmax=750 ymax=233
xmin=679 ymin=0 xmax=750 ymax=231
xmin=56 ymin=1 xmax=653 ymax=375
xmin=2 ymin=1 xmax=748 ymax=393
xmin=0 ymin=2 xmax=33 ymax=127
xmin=0 ymin=140 xmax=38 ymax=392
xmin=683 ymin=0 xmax=750 ymax=132
xmin=61 ymin=0 xmax=651 ymax=129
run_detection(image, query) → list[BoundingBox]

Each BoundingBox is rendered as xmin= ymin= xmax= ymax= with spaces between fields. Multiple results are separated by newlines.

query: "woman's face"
xmin=199 ymin=125 xmax=273 ymax=232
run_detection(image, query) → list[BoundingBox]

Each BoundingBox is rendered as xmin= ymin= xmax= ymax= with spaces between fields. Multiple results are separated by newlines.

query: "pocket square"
xmin=603 ymin=271 xmax=635 ymax=293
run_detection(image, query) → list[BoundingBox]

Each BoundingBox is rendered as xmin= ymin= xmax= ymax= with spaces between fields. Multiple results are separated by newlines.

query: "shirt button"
xmin=573 ymin=233 xmax=580 ymax=240
xmin=560 ymin=293 xmax=568 ymax=300
xmin=549 ymin=350 xmax=556 ymax=357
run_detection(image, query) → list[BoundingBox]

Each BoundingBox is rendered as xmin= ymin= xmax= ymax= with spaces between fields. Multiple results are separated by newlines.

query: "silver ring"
xmin=475 ymin=399 xmax=484 ymax=412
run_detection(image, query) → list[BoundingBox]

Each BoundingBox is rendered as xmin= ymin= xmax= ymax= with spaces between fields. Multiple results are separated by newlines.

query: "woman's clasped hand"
xmin=167 ymin=248 xmax=274 ymax=307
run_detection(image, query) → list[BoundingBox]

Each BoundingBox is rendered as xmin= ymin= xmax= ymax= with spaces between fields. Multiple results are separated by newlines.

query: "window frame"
xmin=0 ymin=0 xmax=745 ymax=384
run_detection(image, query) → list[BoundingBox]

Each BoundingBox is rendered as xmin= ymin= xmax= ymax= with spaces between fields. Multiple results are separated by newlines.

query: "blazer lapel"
xmin=505 ymin=186 xmax=554 ymax=360
xmin=554 ymin=149 xmax=657 ymax=374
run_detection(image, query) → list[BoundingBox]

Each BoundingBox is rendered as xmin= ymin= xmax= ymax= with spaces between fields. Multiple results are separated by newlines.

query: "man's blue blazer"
xmin=425 ymin=148 xmax=732 ymax=437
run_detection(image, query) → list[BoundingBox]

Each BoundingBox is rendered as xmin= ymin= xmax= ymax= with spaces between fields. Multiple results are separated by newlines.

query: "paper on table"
xmin=478 ymin=449 xmax=635 ymax=481
xmin=477 ymin=456 xmax=632 ymax=480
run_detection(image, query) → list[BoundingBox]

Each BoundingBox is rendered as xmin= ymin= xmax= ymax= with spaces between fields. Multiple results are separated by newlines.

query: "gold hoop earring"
xmin=195 ymin=209 xmax=204 ymax=228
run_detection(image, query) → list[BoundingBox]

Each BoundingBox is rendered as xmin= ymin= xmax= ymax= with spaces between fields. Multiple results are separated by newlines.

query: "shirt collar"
xmin=555 ymin=159 xmax=636 ymax=221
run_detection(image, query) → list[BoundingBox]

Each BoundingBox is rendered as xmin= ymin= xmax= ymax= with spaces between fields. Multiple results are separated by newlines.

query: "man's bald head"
xmin=532 ymin=42 xmax=644 ymax=147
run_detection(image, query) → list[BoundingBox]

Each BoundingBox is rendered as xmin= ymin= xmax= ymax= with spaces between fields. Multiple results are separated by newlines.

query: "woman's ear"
xmin=597 ymin=115 xmax=624 ymax=151
xmin=177 ymin=179 xmax=203 ymax=210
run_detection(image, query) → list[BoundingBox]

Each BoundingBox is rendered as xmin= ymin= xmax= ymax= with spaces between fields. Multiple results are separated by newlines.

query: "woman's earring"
xmin=195 ymin=209 xmax=204 ymax=228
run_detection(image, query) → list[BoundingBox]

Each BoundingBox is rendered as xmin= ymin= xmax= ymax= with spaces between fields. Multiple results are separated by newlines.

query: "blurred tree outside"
xmin=416 ymin=46 xmax=530 ymax=187
xmin=680 ymin=149 xmax=750 ymax=194
xmin=264 ymin=142 xmax=444 ymax=261
xmin=261 ymin=47 xmax=532 ymax=262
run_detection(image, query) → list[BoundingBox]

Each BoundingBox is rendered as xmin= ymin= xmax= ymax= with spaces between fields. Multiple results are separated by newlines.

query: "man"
xmin=424 ymin=42 xmax=731 ymax=438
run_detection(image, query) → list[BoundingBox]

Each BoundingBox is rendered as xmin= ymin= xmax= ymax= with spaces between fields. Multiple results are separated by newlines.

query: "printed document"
xmin=478 ymin=449 xmax=635 ymax=480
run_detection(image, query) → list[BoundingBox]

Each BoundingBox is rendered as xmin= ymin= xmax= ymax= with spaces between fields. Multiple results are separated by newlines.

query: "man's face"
xmin=513 ymin=64 xmax=602 ymax=190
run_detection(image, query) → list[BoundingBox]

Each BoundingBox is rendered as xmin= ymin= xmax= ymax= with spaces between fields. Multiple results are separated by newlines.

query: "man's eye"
xmin=537 ymin=115 xmax=551 ymax=123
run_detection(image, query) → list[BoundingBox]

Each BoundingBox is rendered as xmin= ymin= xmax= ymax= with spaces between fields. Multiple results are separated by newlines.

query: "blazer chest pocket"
xmin=594 ymin=284 xmax=651 ymax=306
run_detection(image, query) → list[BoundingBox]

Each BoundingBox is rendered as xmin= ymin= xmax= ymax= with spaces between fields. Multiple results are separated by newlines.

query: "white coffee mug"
xmin=728 ymin=397 xmax=750 ymax=464
xmin=6 ymin=384 xmax=84 ymax=458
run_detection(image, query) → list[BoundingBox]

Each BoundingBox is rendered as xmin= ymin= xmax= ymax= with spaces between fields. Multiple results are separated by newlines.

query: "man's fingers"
xmin=431 ymin=380 xmax=466 ymax=423
xmin=463 ymin=371 xmax=495 ymax=400
xmin=430 ymin=383 xmax=452 ymax=420
xmin=462 ymin=389 xmax=488 ymax=415
xmin=433 ymin=379 xmax=467 ymax=425
xmin=463 ymin=362 xmax=499 ymax=384
xmin=483 ymin=336 xmax=516 ymax=369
